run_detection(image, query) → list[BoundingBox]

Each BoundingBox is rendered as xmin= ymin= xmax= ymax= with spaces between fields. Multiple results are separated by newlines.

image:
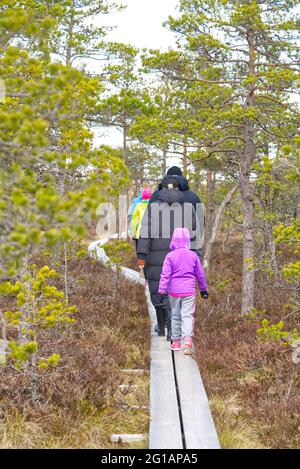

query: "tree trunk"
xmin=64 ymin=243 xmax=69 ymax=305
xmin=203 ymin=184 xmax=238 ymax=272
xmin=66 ymin=13 xmax=75 ymax=66
xmin=18 ymin=258 xmax=30 ymax=345
xmin=183 ymin=141 xmax=188 ymax=174
xmin=263 ymin=183 xmax=279 ymax=282
xmin=240 ymin=29 xmax=256 ymax=315
xmin=162 ymin=148 xmax=167 ymax=176
xmin=193 ymin=160 xmax=203 ymax=195
xmin=123 ymin=124 xmax=127 ymax=164
xmin=29 ymin=352 xmax=39 ymax=406
xmin=240 ymin=159 xmax=255 ymax=314
xmin=0 ymin=309 xmax=7 ymax=365
xmin=204 ymin=170 xmax=216 ymax=246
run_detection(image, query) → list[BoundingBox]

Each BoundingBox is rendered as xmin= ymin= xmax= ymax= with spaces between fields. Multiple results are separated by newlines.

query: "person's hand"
xmin=201 ymin=290 xmax=209 ymax=299
xmin=137 ymin=259 xmax=145 ymax=267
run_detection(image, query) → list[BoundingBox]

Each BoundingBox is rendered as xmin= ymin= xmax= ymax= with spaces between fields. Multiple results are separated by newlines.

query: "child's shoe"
xmin=170 ymin=339 xmax=181 ymax=351
xmin=183 ymin=337 xmax=193 ymax=355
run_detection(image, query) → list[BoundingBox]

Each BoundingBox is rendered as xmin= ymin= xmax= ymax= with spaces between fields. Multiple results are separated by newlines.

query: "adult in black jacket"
xmin=149 ymin=166 xmax=202 ymax=211
xmin=137 ymin=177 xmax=199 ymax=340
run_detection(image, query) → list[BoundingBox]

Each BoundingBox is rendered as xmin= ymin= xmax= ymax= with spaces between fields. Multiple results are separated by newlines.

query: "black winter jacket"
xmin=149 ymin=175 xmax=201 ymax=212
xmin=137 ymin=187 xmax=200 ymax=301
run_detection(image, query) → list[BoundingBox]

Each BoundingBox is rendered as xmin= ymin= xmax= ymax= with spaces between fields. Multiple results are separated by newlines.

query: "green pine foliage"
xmin=0 ymin=0 xmax=299 ymax=446
xmin=3 ymin=264 xmax=76 ymax=373
xmin=0 ymin=0 xmax=128 ymax=391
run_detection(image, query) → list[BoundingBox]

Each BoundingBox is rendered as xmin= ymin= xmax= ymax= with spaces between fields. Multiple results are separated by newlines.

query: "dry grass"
xmin=0 ymin=254 xmax=150 ymax=448
xmin=194 ymin=240 xmax=300 ymax=449
xmin=115 ymin=237 xmax=300 ymax=448
xmin=209 ymin=395 xmax=265 ymax=449
xmin=6 ymin=235 xmax=298 ymax=449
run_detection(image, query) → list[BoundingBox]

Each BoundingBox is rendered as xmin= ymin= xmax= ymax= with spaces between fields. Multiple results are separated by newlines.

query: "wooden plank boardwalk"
xmin=146 ymin=290 xmax=183 ymax=449
xmin=88 ymin=238 xmax=220 ymax=449
xmin=173 ymin=352 xmax=220 ymax=449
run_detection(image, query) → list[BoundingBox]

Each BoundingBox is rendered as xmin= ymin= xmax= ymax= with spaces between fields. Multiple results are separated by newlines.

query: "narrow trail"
xmin=88 ymin=237 xmax=220 ymax=449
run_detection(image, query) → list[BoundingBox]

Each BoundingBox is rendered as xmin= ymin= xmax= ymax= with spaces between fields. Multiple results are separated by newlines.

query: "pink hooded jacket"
xmin=158 ymin=228 xmax=207 ymax=297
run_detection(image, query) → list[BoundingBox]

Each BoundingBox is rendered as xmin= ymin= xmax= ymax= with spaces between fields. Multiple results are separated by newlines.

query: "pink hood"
xmin=170 ymin=227 xmax=191 ymax=250
xmin=159 ymin=227 xmax=207 ymax=295
xmin=142 ymin=188 xmax=152 ymax=200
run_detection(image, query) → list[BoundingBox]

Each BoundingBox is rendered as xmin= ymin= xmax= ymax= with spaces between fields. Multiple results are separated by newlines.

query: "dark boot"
xmin=154 ymin=316 xmax=168 ymax=333
xmin=165 ymin=309 xmax=172 ymax=342
xmin=155 ymin=307 xmax=165 ymax=336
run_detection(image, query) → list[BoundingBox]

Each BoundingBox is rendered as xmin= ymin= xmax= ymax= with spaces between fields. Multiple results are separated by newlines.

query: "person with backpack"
xmin=131 ymin=188 xmax=152 ymax=252
xmin=137 ymin=177 xmax=200 ymax=341
xmin=158 ymin=227 xmax=208 ymax=355
xmin=128 ymin=191 xmax=143 ymax=239
xmin=129 ymin=192 xmax=142 ymax=223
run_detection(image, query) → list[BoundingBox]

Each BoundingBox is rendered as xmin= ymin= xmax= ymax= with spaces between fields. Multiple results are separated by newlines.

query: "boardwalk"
xmin=88 ymin=238 xmax=220 ymax=449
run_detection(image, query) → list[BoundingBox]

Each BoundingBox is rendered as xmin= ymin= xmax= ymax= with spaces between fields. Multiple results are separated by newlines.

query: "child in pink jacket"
xmin=158 ymin=227 xmax=208 ymax=354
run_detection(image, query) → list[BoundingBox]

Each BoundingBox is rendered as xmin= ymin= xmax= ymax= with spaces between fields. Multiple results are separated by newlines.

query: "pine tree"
xmin=95 ymin=43 xmax=151 ymax=164
xmin=145 ymin=0 xmax=299 ymax=313
xmin=50 ymin=0 xmax=122 ymax=66
xmin=0 ymin=0 xmax=128 ymax=390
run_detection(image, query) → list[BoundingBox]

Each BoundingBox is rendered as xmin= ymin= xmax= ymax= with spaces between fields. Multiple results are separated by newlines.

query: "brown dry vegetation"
xmin=194 ymin=240 xmax=300 ymax=449
xmin=3 ymin=237 xmax=299 ymax=449
xmin=0 ymin=255 xmax=150 ymax=448
xmin=119 ymin=238 xmax=300 ymax=449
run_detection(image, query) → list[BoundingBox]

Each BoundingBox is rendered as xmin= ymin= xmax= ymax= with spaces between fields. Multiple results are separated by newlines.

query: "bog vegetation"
xmin=0 ymin=0 xmax=299 ymax=448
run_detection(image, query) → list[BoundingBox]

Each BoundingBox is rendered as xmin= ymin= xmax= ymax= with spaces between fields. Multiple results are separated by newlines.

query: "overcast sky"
xmin=94 ymin=0 xmax=178 ymax=149
xmin=102 ymin=0 xmax=178 ymax=50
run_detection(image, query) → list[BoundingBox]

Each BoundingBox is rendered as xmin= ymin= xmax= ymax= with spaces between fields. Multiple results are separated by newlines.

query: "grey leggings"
xmin=169 ymin=295 xmax=196 ymax=341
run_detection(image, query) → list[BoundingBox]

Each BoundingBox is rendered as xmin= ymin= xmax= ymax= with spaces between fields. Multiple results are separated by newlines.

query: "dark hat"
xmin=166 ymin=166 xmax=183 ymax=176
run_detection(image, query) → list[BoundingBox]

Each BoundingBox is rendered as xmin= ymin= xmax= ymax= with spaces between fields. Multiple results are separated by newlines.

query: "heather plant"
xmin=1 ymin=265 xmax=76 ymax=402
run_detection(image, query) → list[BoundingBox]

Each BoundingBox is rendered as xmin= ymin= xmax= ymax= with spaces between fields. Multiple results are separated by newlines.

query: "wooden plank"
xmin=88 ymin=238 xmax=144 ymax=285
xmin=0 ymin=339 xmax=7 ymax=365
xmin=118 ymin=384 xmax=141 ymax=391
xmin=122 ymin=369 xmax=149 ymax=375
xmin=110 ymin=434 xmax=147 ymax=443
xmin=90 ymin=239 xmax=181 ymax=448
xmin=147 ymin=289 xmax=183 ymax=449
xmin=149 ymin=335 xmax=183 ymax=449
xmin=174 ymin=352 xmax=220 ymax=449
xmin=120 ymin=405 xmax=149 ymax=410
xmin=121 ymin=266 xmax=144 ymax=284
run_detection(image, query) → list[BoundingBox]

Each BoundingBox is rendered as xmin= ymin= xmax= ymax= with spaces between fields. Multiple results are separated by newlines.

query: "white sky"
xmin=102 ymin=0 xmax=178 ymax=50
xmin=93 ymin=0 xmax=179 ymax=151
xmin=94 ymin=0 xmax=299 ymax=159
